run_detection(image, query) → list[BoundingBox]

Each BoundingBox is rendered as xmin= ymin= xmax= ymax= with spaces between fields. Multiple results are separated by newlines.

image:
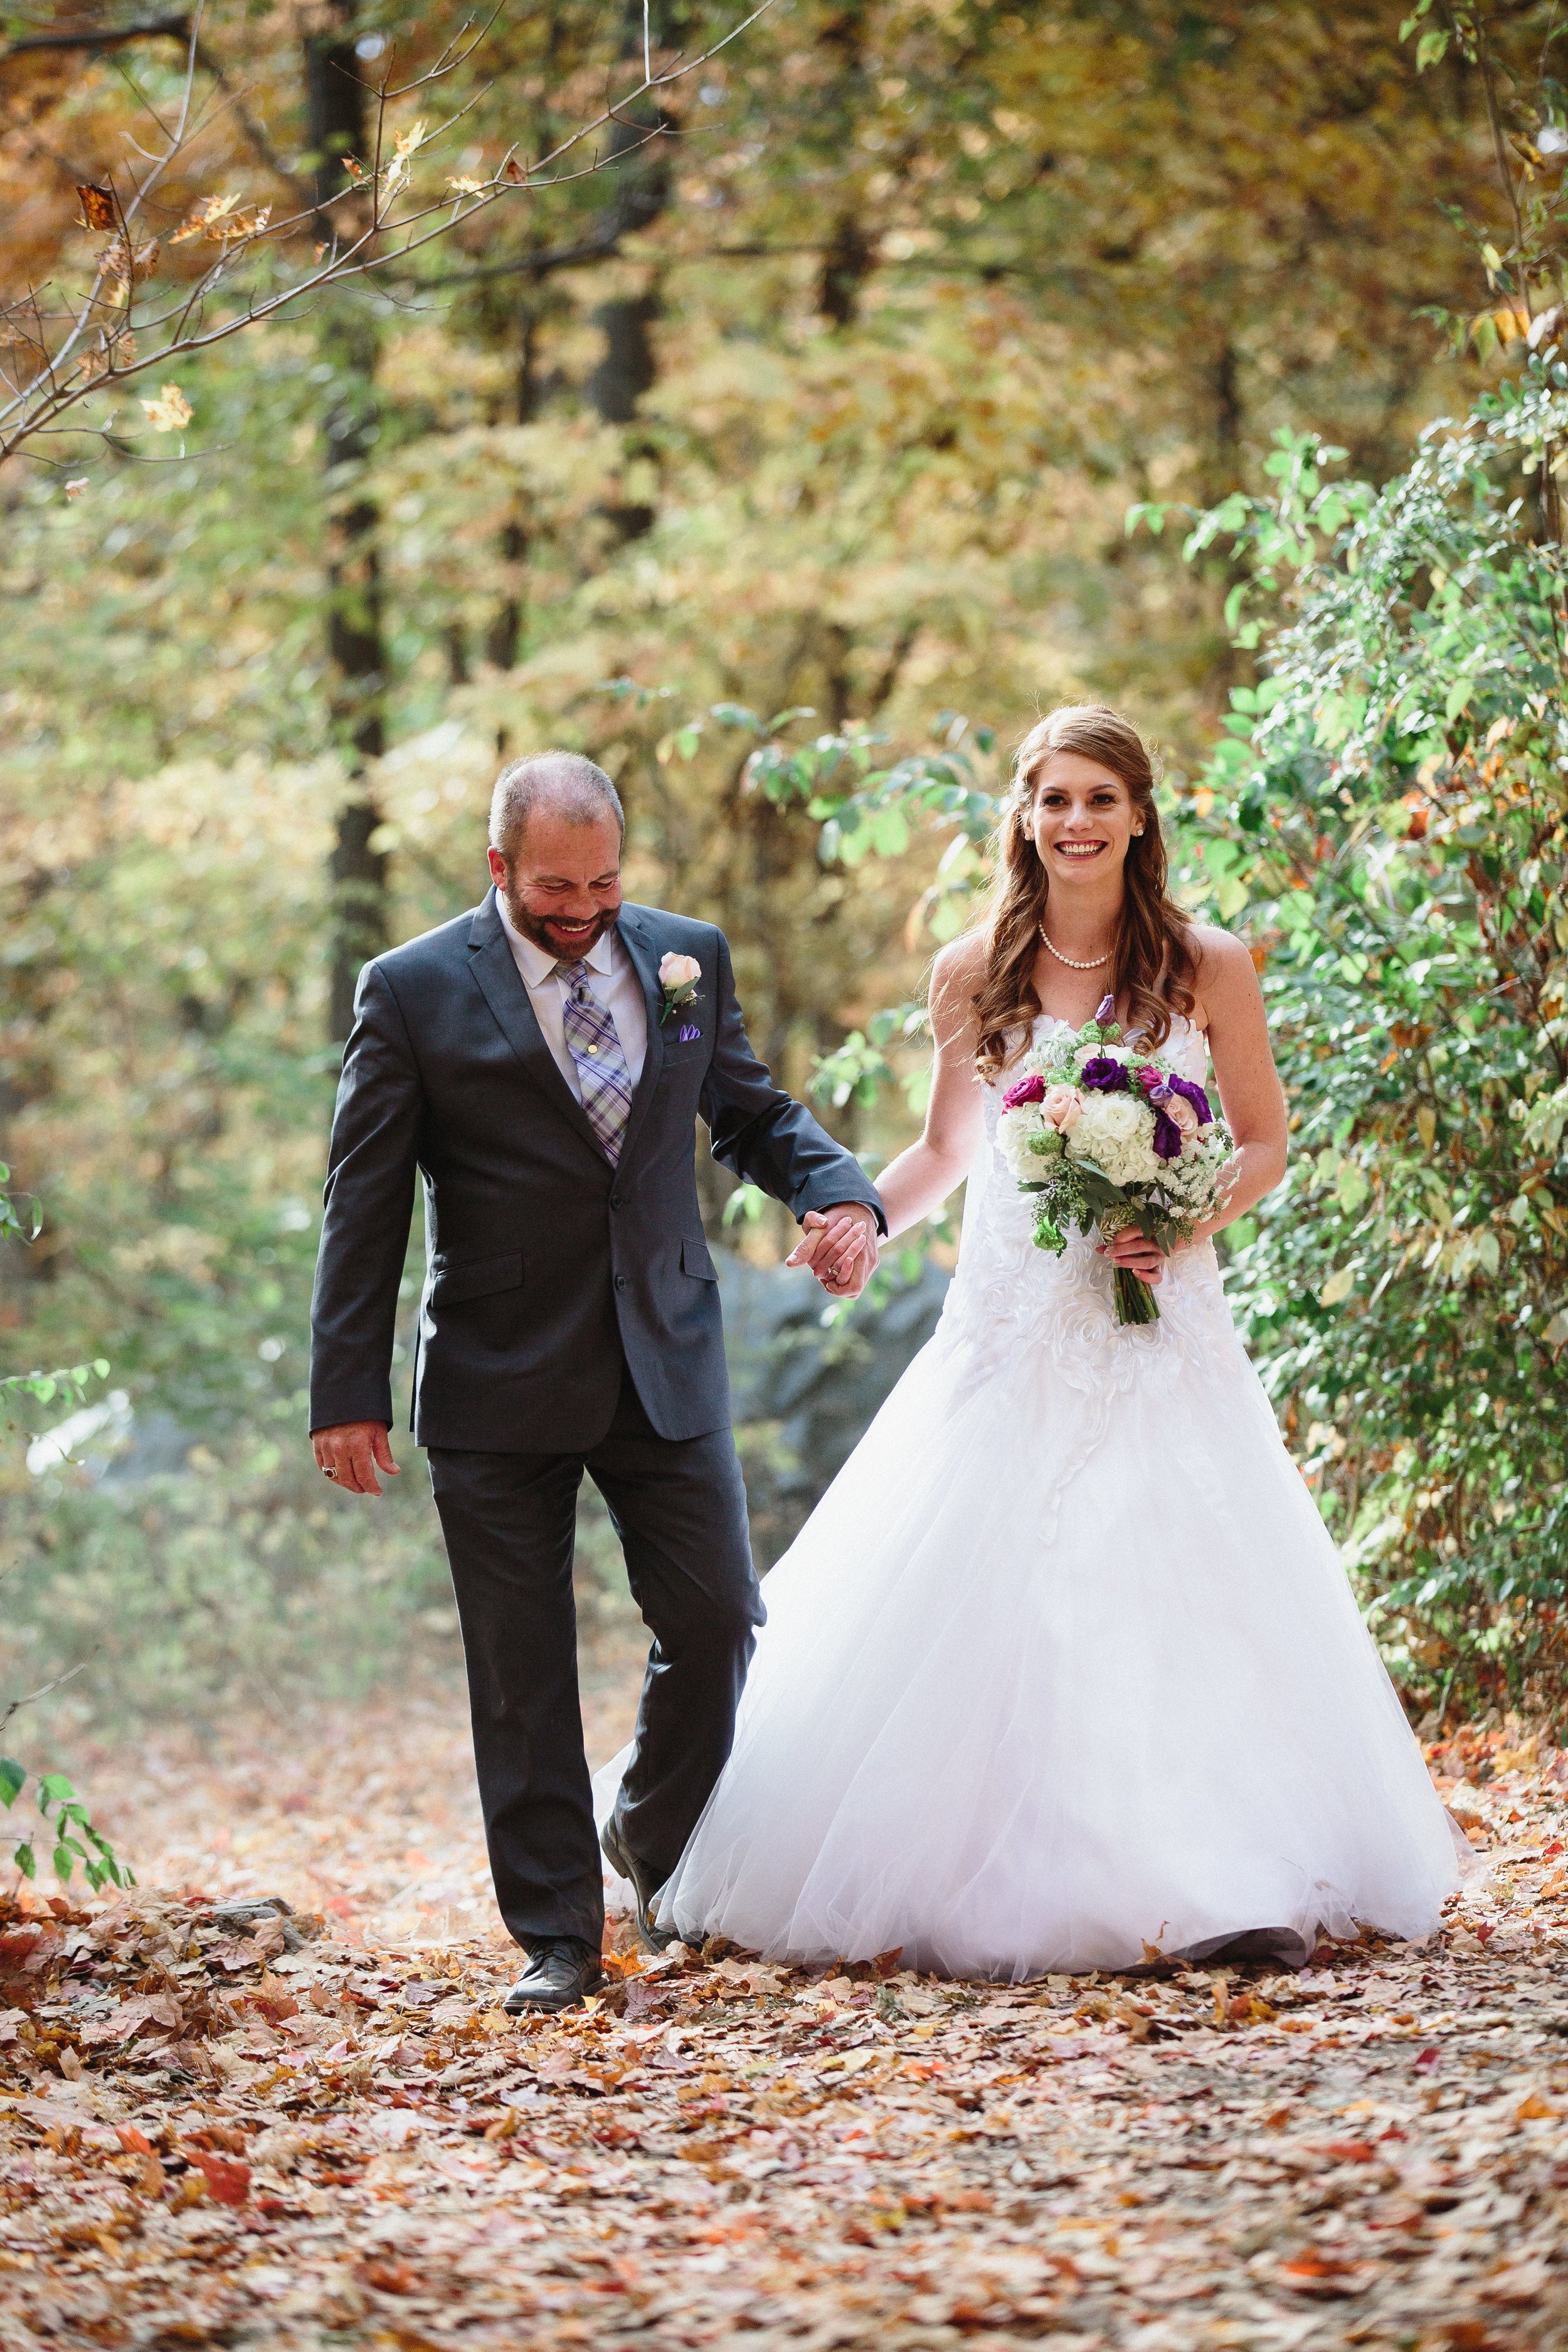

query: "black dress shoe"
xmin=601 ymin=1814 xmax=676 ymax=1952
xmin=502 ymin=1939 xmax=605 ymax=2014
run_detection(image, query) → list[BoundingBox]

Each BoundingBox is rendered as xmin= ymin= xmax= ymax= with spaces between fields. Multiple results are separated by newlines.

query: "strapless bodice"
xmin=929 ymin=1007 xmax=1235 ymax=1454
xmin=1017 ymin=1010 xmax=1210 ymax=1089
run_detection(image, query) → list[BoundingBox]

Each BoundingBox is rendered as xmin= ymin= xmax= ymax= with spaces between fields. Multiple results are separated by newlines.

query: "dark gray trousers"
xmin=428 ymin=1364 xmax=763 ymax=1953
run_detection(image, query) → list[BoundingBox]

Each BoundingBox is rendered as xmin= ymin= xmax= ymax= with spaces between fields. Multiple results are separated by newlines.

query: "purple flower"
xmin=1152 ymin=1108 xmax=1184 ymax=1160
xmin=1002 ymin=1073 xmax=1047 ymax=1108
xmin=1094 ymin=994 xmax=1116 ymax=1024
xmin=1079 ymin=1056 xmax=1130 ymax=1093
xmin=1135 ymin=1066 xmax=1163 ymax=1097
xmin=1165 ymin=1073 xmax=1214 ymax=1127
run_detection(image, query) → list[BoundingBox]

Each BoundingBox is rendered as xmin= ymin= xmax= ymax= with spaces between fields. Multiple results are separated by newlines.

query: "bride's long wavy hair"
xmin=972 ymin=704 xmax=1198 ymax=1078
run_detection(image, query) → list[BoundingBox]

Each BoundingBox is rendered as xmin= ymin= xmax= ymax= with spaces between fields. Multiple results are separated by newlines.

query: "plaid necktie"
xmin=554 ymin=960 xmax=633 ymax=1164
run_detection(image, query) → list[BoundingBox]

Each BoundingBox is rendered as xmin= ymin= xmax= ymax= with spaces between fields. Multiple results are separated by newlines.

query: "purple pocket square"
xmin=678 ymin=1023 xmax=701 ymax=1044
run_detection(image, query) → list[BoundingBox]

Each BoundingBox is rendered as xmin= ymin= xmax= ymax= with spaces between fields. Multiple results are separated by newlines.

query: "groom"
xmin=309 ymin=752 xmax=884 ymax=2010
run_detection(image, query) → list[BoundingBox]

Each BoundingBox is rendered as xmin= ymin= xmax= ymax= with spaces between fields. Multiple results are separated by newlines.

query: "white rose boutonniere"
xmin=657 ymin=951 xmax=702 ymax=1028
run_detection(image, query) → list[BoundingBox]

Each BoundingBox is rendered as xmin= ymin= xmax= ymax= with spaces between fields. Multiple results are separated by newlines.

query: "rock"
xmin=716 ymin=1253 xmax=950 ymax=1561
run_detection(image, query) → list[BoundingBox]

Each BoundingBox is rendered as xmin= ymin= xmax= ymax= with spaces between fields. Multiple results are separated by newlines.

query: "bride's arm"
xmin=786 ymin=940 xmax=986 ymax=1278
xmin=1103 ymin=928 xmax=1288 ymax=1283
xmin=1187 ymin=927 xmax=1289 ymax=1241
xmin=873 ymin=938 xmax=988 ymax=1242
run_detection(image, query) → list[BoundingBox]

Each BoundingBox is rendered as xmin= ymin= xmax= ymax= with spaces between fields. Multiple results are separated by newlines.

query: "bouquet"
xmin=994 ymin=995 xmax=1234 ymax=1326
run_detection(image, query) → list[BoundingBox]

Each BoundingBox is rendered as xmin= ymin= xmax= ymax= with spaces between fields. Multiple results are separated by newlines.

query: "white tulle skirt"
xmin=595 ymin=1226 xmax=1464 ymax=1981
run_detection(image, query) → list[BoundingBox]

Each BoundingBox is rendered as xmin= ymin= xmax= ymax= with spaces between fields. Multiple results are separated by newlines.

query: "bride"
xmin=600 ymin=702 xmax=1463 ymax=1978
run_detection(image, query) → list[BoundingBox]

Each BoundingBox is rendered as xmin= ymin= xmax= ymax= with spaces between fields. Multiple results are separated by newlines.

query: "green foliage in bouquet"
xmin=1147 ymin=358 xmax=1568 ymax=1708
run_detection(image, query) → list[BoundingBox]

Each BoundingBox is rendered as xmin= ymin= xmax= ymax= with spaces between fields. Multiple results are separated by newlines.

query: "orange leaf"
xmin=361 ymin=2257 xmax=420 ymax=2294
xmin=140 ymin=384 xmax=193 ymax=433
xmin=187 ymin=2151 xmax=250 ymax=2206
xmin=77 ymin=183 xmax=116 ymax=231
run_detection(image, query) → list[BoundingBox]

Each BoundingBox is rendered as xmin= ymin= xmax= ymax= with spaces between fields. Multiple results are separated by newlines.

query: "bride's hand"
xmin=1097 ymin=1226 xmax=1167 ymax=1286
xmin=787 ymin=1205 xmax=879 ymax=1296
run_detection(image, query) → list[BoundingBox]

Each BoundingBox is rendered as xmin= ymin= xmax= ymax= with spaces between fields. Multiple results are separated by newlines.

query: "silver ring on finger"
xmin=322 ymin=1467 xmax=339 ymax=1480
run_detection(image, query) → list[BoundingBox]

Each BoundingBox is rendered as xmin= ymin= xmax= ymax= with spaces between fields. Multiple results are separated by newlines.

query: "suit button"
xmin=610 ymin=1194 xmax=625 ymax=1210
xmin=615 ymin=1274 xmax=628 ymax=1291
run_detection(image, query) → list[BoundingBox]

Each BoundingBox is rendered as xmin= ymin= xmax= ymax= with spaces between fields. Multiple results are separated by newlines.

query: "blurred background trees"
xmin=1 ymin=0 xmax=1564 ymax=1737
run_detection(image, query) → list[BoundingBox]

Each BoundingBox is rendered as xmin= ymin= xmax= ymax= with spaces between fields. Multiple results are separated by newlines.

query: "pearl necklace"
xmin=1041 ymin=929 xmax=1113 ymax=971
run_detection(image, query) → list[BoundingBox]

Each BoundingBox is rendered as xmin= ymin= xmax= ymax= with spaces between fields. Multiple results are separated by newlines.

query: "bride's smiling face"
xmin=1024 ymin=751 xmax=1143 ymax=889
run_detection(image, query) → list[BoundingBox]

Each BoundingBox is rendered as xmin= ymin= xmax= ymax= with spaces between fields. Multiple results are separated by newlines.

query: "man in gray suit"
xmin=310 ymin=753 xmax=883 ymax=2010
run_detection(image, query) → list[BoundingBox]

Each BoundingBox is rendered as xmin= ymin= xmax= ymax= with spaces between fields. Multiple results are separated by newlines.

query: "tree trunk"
xmin=485 ymin=312 xmax=539 ymax=676
xmin=585 ymin=8 xmax=672 ymax=541
xmin=307 ymin=6 xmax=389 ymax=1042
xmin=818 ymin=212 xmax=872 ymax=328
xmin=816 ymin=4 xmax=871 ymax=326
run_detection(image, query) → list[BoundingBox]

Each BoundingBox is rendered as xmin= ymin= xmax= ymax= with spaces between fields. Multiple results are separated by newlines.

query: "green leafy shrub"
xmin=1 ymin=1168 xmax=127 ymax=1885
xmin=0 ymin=1759 xmax=129 ymax=1892
xmin=0 ymin=1442 xmax=640 ymax=1733
xmin=1154 ymin=361 xmax=1568 ymax=1713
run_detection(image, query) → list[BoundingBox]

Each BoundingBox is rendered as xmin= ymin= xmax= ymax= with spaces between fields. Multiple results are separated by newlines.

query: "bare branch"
xmin=3 ymin=13 xmax=191 ymax=55
xmin=1 ymin=0 xmax=774 ymax=464
xmin=380 ymin=2 xmax=509 ymax=101
xmin=0 ymin=1662 xmax=88 ymax=1735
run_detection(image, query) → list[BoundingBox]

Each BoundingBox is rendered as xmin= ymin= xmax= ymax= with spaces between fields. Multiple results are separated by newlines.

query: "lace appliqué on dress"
xmin=931 ymin=1017 xmax=1241 ymax=1535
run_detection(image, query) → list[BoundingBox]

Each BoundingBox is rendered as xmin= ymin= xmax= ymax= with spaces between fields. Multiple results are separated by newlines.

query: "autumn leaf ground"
xmin=4 ymin=1636 xmax=1568 ymax=2352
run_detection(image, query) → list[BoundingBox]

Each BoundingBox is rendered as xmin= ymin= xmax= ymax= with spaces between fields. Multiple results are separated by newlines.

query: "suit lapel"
xmin=466 ymin=890 xmax=608 ymax=1163
xmin=615 ymin=906 xmax=667 ymax=1168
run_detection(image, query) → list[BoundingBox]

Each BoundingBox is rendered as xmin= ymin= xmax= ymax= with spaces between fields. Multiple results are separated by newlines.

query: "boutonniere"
xmin=658 ymin=952 xmax=702 ymax=1029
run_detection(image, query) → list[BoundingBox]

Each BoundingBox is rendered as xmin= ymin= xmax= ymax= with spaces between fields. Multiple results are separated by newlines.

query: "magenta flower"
xmin=1003 ymin=1073 xmax=1047 ymax=1108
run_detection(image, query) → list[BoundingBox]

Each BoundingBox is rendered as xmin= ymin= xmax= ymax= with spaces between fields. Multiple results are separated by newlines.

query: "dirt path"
xmin=3 ymin=1695 xmax=1567 ymax=2351
xmin=40 ymin=1629 xmax=647 ymax=1959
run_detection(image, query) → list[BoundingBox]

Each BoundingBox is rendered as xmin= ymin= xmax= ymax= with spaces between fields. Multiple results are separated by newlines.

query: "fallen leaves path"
xmin=4 ymin=1693 xmax=1567 ymax=2351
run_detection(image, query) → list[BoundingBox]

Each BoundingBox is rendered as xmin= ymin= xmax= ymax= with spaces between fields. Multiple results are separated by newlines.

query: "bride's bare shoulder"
xmin=1185 ymin=923 xmax=1261 ymax=1024
xmin=930 ymin=931 xmax=988 ymax=996
xmin=929 ymin=933 xmax=988 ymax=1041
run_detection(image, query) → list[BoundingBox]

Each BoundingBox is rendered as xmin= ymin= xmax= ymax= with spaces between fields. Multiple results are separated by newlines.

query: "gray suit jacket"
xmin=309 ymin=891 xmax=885 ymax=1449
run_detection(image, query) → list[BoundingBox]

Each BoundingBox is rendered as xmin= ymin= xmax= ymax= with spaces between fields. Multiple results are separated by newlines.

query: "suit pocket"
xmin=680 ymin=1235 xmax=718 ymax=1283
xmin=430 ymin=1250 xmax=524 ymax=1305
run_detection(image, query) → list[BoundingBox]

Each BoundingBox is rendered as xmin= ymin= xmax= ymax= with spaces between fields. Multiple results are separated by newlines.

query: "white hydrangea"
xmin=995 ymin=1104 xmax=1058 ymax=1184
xmin=1067 ymin=1091 xmax=1164 ymax=1187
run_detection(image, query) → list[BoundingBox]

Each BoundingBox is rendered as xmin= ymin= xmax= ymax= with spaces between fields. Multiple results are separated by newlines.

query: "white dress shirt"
xmin=497 ymin=896 xmax=649 ymax=1103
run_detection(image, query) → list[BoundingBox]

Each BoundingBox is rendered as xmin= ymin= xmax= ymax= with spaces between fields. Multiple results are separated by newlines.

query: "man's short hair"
xmin=489 ymin=751 xmax=625 ymax=865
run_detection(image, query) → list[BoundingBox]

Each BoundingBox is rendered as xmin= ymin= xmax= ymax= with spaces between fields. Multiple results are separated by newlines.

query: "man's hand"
xmin=312 ymin=1421 xmax=400 ymax=1496
xmin=787 ymin=1202 xmax=879 ymax=1298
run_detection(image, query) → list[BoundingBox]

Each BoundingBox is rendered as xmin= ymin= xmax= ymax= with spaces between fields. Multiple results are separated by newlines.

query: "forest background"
xmin=2 ymin=0 xmax=1567 ymax=1821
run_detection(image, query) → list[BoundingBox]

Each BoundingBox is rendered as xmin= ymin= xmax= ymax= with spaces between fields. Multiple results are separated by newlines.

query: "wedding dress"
xmin=596 ymin=1015 xmax=1465 ymax=1979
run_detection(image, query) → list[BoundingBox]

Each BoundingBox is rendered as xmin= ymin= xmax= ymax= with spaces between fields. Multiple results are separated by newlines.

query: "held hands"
xmin=786 ymin=1202 xmax=880 ymax=1298
xmin=313 ymin=1421 xmax=400 ymax=1496
xmin=315 ymin=1213 xmax=881 ymax=1489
